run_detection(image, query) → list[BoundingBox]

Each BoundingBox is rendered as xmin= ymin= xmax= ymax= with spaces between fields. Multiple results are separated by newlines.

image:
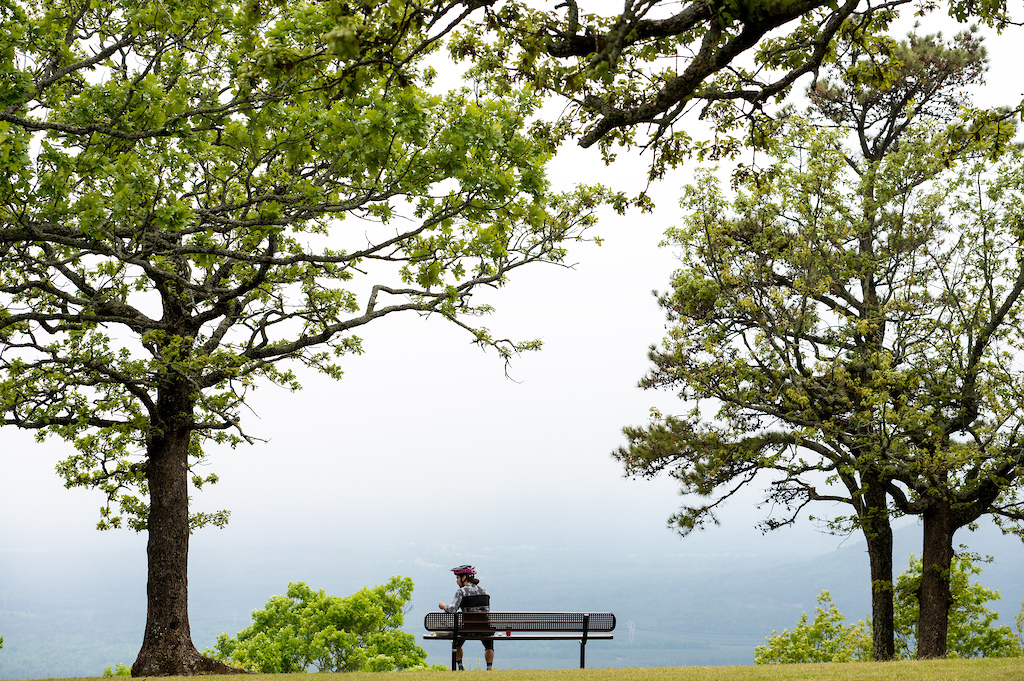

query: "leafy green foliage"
xmin=894 ymin=554 xmax=1022 ymax=659
xmin=207 ymin=577 xmax=435 ymax=673
xmin=0 ymin=0 xmax=626 ymax=531
xmin=1016 ymin=598 xmax=1024 ymax=653
xmin=614 ymin=27 xmax=1022 ymax=544
xmin=102 ymin=663 xmax=132 ymax=676
xmin=451 ymin=0 xmax=1016 ymax=178
xmin=755 ymin=591 xmax=872 ymax=664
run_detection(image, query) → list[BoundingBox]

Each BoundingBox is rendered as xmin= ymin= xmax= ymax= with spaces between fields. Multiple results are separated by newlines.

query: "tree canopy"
xmin=452 ymin=0 xmax=1016 ymax=176
xmin=0 ymin=0 xmax=616 ymax=526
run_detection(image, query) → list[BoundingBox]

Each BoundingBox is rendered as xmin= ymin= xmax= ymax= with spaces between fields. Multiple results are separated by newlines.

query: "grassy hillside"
xmin=24 ymin=659 xmax=1024 ymax=681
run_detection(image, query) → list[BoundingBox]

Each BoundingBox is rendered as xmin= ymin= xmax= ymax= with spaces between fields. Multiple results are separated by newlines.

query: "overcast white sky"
xmin=3 ymin=0 xmax=1024 ymax=628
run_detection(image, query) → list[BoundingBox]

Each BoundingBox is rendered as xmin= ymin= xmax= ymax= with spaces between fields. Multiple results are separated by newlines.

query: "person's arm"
xmin=440 ymin=588 xmax=464 ymax=613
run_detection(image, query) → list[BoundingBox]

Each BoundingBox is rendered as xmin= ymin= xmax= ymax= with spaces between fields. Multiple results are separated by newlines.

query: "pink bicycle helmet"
xmin=450 ymin=564 xmax=476 ymax=575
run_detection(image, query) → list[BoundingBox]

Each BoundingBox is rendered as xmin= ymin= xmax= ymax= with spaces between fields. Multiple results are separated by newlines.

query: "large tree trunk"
xmin=862 ymin=483 xmax=895 ymax=661
xmin=131 ymin=377 xmax=240 ymax=676
xmin=916 ymin=500 xmax=956 ymax=659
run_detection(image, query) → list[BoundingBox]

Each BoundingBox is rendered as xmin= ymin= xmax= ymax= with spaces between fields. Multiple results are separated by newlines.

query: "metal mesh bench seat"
xmin=423 ymin=611 xmax=615 ymax=669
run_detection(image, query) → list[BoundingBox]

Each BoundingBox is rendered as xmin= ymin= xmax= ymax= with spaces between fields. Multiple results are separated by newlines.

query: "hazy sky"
xmin=3 ymin=1 xmax=1024 ymax=647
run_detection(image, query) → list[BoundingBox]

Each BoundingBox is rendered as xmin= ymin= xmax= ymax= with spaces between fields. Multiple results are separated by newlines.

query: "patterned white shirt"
xmin=444 ymin=583 xmax=490 ymax=613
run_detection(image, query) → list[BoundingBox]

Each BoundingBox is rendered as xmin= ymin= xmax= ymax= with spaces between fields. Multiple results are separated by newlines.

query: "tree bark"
xmin=862 ymin=483 xmax=895 ymax=661
xmin=916 ymin=500 xmax=956 ymax=659
xmin=131 ymin=376 xmax=241 ymax=676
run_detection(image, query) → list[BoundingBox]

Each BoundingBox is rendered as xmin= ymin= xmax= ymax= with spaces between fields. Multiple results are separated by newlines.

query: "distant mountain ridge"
xmin=1 ymin=521 xmax=1021 ymax=677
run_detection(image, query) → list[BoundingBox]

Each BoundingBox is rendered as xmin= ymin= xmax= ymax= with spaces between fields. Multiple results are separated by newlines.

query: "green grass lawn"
xmin=28 ymin=659 xmax=1024 ymax=681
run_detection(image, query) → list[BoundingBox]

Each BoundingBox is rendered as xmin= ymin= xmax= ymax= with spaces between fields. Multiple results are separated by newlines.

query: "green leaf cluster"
xmin=206 ymin=577 xmax=433 ymax=673
xmin=755 ymin=591 xmax=872 ymax=664
xmin=442 ymin=0 xmax=917 ymax=177
xmin=446 ymin=0 xmax=1021 ymax=187
xmin=101 ymin=663 xmax=132 ymax=676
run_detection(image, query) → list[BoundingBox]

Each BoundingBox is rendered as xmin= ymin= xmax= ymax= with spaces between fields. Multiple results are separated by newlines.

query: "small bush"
xmin=102 ymin=663 xmax=132 ymax=676
xmin=755 ymin=591 xmax=872 ymax=664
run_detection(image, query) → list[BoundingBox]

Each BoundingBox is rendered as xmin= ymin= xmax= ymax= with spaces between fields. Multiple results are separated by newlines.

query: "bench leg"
xmin=580 ymin=614 xmax=590 ymax=669
xmin=452 ymin=616 xmax=460 ymax=671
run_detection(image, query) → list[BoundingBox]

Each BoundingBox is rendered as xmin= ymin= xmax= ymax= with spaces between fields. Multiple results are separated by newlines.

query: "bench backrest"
xmin=424 ymin=611 xmax=616 ymax=634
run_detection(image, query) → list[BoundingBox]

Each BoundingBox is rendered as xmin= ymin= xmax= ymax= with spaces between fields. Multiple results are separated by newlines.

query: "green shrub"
xmin=207 ymin=576 xmax=429 ymax=673
xmin=102 ymin=663 xmax=131 ymax=676
xmin=755 ymin=591 xmax=872 ymax=664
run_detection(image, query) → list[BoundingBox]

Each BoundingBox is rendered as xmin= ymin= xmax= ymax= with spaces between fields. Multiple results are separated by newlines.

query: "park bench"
xmin=423 ymin=611 xmax=616 ymax=670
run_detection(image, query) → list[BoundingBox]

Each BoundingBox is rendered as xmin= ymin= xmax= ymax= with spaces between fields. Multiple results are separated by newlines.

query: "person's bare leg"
xmin=456 ymin=647 xmax=464 ymax=670
xmin=485 ymin=649 xmax=494 ymax=669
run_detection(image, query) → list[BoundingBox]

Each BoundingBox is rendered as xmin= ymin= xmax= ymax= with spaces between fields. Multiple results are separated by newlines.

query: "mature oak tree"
xmin=612 ymin=30 xmax=1024 ymax=660
xmin=0 ymin=0 xmax=624 ymax=674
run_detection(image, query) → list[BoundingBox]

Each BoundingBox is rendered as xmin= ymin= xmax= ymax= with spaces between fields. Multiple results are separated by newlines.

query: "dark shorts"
xmin=454 ymin=636 xmax=494 ymax=651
